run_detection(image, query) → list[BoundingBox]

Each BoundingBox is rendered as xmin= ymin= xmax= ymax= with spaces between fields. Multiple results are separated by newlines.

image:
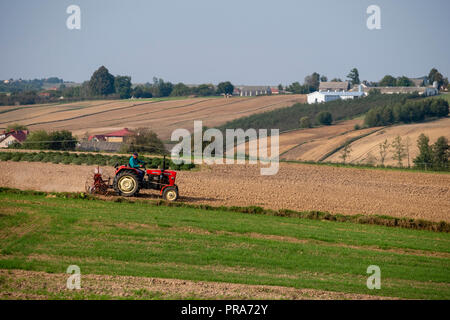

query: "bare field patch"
xmin=0 ymin=269 xmax=395 ymax=300
xmin=0 ymin=161 xmax=449 ymax=222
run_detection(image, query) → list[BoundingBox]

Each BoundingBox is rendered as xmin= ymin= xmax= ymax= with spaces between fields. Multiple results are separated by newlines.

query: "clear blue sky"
xmin=0 ymin=0 xmax=449 ymax=85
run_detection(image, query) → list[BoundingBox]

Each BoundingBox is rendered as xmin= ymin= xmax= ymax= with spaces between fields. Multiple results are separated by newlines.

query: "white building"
xmin=234 ymin=86 xmax=271 ymax=97
xmin=307 ymin=90 xmax=365 ymax=104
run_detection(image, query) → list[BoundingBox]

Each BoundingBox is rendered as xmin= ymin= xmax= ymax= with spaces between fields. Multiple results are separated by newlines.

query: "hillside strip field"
xmin=0 ymin=161 xmax=448 ymax=222
xmin=254 ymin=117 xmax=449 ymax=165
xmin=325 ymin=117 xmax=450 ymax=166
xmin=0 ymin=95 xmax=306 ymax=140
xmin=0 ymin=191 xmax=448 ymax=299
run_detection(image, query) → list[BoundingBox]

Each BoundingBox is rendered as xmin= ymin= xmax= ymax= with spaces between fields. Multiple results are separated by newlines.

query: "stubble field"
xmin=0 ymin=95 xmax=306 ymax=140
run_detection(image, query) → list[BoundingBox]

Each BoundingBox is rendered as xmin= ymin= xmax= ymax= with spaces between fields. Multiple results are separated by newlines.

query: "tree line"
xmin=219 ymin=92 xmax=417 ymax=133
xmin=281 ymin=67 xmax=449 ymax=94
xmin=364 ymin=98 xmax=449 ymax=127
xmin=0 ymin=66 xmax=235 ymax=106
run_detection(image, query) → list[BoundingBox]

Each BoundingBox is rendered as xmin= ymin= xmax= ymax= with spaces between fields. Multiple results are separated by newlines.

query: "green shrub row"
xmin=0 ymin=151 xmax=195 ymax=171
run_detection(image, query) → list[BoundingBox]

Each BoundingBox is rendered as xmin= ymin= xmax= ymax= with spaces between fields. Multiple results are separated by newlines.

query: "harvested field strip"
xmin=326 ymin=117 xmax=450 ymax=166
xmin=0 ymin=269 xmax=393 ymax=300
xmin=92 ymin=98 xmax=215 ymax=123
xmin=0 ymin=102 xmax=73 ymax=115
xmin=0 ymin=192 xmax=448 ymax=299
xmin=278 ymin=124 xmax=361 ymax=158
xmin=13 ymin=100 xmax=159 ymax=127
xmin=318 ymin=127 xmax=386 ymax=162
xmin=0 ymin=101 xmax=119 ymax=126
xmin=0 ymin=95 xmax=306 ymax=140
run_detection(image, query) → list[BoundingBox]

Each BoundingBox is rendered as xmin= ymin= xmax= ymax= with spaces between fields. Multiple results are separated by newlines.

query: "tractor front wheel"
xmin=113 ymin=171 xmax=140 ymax=197
xmin=162 ymin=186 xmax=178 ymax=202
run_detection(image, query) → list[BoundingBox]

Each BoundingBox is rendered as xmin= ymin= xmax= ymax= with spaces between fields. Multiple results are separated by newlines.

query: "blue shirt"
xmin=129 ymin=156 xmax=145 ymax=169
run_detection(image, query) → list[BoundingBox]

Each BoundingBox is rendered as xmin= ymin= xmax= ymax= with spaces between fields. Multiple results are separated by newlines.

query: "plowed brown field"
xmin=1 ymin=161 xmax=448 ymax=222
xmin=0 ymin=95 xmax=306 ymax=140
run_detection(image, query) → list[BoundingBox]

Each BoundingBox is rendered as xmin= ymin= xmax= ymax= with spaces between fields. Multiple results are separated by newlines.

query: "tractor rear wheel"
xmin=162 ymin=186 xmax=178 ymax=202
xmin=113 ymin=171 xmax=140 ymax=197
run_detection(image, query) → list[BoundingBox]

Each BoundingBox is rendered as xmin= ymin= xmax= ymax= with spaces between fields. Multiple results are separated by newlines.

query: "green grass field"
xmin=0 ymin=191 xmax=449 ymax=299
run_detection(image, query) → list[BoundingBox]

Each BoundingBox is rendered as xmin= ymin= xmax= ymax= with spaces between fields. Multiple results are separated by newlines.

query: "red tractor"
xmin=85 ymin=157 xmax=179 ymax=201
xmin=112 ymin=156 xmax=179 ymax=201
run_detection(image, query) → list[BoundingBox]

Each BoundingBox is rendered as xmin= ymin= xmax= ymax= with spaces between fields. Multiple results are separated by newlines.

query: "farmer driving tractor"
xmin=129 ymin=152 xmax=146 ymax=180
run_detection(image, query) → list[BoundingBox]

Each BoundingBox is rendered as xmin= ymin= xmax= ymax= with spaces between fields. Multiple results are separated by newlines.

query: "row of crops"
xmin=0 ymin=152 xmax=196 ymax=171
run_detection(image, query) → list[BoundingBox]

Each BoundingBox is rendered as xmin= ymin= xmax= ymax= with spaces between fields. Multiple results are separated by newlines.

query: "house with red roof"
xmin=88 ymin=128 xmax=134 ymax=143
xmin=0 ymin=130 xmax=29 ymax=148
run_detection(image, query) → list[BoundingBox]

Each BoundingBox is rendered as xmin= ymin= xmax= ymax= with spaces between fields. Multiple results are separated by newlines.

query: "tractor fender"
xmin=115 ymin=166 xmax=140 ymax=175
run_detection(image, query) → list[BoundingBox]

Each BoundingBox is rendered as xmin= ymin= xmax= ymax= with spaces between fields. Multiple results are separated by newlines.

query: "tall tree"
xmin=340 ymin=142 xmax=352 ymax=164
xmin=431 ymin=136 xmax=449 ymax=170
xmin=378 ymin=139 xmax=390 ymax=166
xmin=391 ymin=135 xmax=406 ymax=166
xmin=428 ymin=68 xmax=444 ymax=88
xmin=379 ymin=75 xmax=396 ymax=87
xmin=217 ymin=81 xmax=234 ymax=95
xmin=413 ymin=133 xmax=432 ymax=169
xmin=304 ymin=72 xmax=320 ymax=91
xmin=320 ymin=75 xmax=328 ymax=82
xmin=405 ymin=137 xmax=411 ymax=168
xmin=396 ymin=76 xmax=413 ymax=87
xmin=114 ymin=76 xmax=132 ymax=99
xmin=170 ymin=83 xmax=191 ymax=97
xmin=89 ymin=66 xmax=115 ymax=96
xmin=346 ymin=68 xmax=360 ymax=85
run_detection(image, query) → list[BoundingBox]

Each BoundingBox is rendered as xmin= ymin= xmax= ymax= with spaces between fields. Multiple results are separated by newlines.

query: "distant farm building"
xmin=318 ymin=81 xmax=350 ymax=92
xmin=409 ymin=76 xmax=429 ymax=87
xmin=307 ymin=91 xmax=365 ymax=104
xmin=234 ymin=86 xmax=272 ymax=96
xmin=0 ymin=130 xmax=28 ymax=148
xmin=307 ymin=84 xmax=365 ymax=104
xmin=270 ymin=87 xmax=280 ymax=94
xmin=360 ymin=86 xmax=439 ymax=96
xmin=88 ymin=128 xmax=134 ymax=143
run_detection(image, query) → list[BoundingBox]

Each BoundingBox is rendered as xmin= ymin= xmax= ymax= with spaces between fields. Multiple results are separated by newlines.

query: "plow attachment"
xmin=85 ymin=167 xmax=111 ymax=195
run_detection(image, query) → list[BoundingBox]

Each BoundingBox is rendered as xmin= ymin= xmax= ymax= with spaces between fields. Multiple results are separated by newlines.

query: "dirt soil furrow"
xmin=0 ymin=161 xmax=449 ymax=221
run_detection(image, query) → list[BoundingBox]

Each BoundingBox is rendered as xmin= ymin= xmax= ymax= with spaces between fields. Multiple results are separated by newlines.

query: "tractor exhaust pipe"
xmin=162 ymin=155 xmax=166 ymax=171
